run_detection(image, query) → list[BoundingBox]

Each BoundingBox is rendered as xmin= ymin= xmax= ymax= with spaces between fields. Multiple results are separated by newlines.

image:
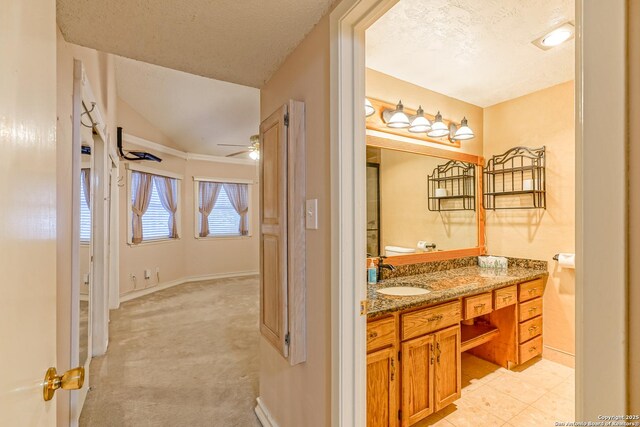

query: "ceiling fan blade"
xmin=226 ymin=150 xmax=250 ymax=157
xmin=218 ymin=143 xmax=249 ymax=147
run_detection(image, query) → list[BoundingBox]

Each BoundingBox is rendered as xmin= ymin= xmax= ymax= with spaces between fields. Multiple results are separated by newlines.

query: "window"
xmin=208 ymin=186 xmax=241 ymax=235
xmin=80 ymin=170 xmax=91 ymax=243
xmin=196 ymin=180 xmax=251 ymax=238
xmin=130 ymin=170 xmax=180 ymax=243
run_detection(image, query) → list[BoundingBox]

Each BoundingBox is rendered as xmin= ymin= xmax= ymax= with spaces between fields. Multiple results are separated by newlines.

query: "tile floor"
xmin=415 ymin=353 xmax=575 ymax=427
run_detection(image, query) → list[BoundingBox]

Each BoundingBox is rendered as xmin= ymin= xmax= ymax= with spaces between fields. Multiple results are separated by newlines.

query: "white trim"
xmin=187 ymin=152 xmax=256 ymax=165
xmin=193 ymin=176 xmax=256 ymax=184
xmin=122 ymin=133 xmax=257 ymax=166
xmin=118 ymin=271 xmax=259 ymax=303
xmin=123 ymin=133 xmax=188 ymax=159
xmin=330 ymin=1 xmax=398 ymax=426
xmin=576 ymin=0 xmax=628 ymax=419
xmin=124 ymin=162 xmax=184 ymax=180
xmin=254 ymin=397 xmax=280 ymax=427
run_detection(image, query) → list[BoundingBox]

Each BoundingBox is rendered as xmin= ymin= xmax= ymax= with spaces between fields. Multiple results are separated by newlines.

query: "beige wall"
xmin=117 ymin=142 xmax=259 ymax=295
xmin=259 ymin=14 xmax=331 ymax=427
xmin=484 ymin=81 xmax=575 ymax=363
xmin=379 ymin=149 xmax=477 ymax=252
xmin=366 ymin=68 xmax=484 ymax=157
xmin=117 ymin=97 xmax=177 ymax=149
xmin=56 ymin=28 xmax=119 ymax=426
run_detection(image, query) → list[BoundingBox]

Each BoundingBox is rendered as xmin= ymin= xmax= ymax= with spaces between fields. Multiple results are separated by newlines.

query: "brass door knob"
xmin=43 ymin=366 xmax=85 ymax=401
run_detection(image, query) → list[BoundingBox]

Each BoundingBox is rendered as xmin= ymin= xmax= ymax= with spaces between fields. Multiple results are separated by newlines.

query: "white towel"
xmin=557 ymin=253 xmax=575 ymax=269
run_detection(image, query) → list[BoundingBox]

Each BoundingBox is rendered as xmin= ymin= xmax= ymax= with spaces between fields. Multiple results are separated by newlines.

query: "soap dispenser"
xmin=367 ymin=258 xmax=377 ymax=284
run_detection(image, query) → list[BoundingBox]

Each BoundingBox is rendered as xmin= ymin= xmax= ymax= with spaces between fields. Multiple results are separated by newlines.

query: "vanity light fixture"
xmin=450 ymin=117 xmax=475 ymax=141
xmin=427 ymin=111 xmax=450 ymax=138
xmin=532 ymin=22 xmax=575 ymax=50
xmin=408 ymin=106 xmax=432 ymax=133
xmin=249 ymin=150 xmax=260 ymax=160
xmin=365 ymin=98 xmax=375 ymax=117
xmin=383 ymin=100 xmax=411 ymax=128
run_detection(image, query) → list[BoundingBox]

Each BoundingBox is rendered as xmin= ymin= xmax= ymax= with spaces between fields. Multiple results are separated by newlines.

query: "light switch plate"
xmin=306 ymin=199 xmax=318 ymax=230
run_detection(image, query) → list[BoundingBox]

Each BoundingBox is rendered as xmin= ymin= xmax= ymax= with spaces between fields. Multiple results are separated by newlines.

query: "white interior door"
xmin=0 ymin=0 xmax=58 ymax=424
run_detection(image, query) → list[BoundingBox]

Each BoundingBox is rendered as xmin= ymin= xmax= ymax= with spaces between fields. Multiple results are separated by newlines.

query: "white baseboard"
xmin=254 ymin=397 xmax=279 ymax=427
xmin=119 ymin=270 xmax=259 ymax=303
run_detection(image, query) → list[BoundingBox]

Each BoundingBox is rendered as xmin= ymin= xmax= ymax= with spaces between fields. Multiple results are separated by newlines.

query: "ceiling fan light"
xmin=249 ymin=150 xmax=260 ymax=160
xmin=453 ymin=117 xmax=475 ymax=140
xmin=427 ymin=111 xmax=450 ymax=138
xmin=365 ymin=98 xmax=375 ymax=117
xmin=386 ymin=100 xmax=410 ymax=128
xmin=408 ymin=106 xmax=432 ymax=133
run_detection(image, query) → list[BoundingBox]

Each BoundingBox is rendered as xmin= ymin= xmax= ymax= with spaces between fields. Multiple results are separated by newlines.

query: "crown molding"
xmin=122 ymin=133 xmax=256 ymax=166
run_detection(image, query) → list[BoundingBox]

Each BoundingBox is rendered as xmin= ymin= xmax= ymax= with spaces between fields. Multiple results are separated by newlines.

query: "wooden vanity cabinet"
xmin=367 ymin=316 xmax=398 ymax=427
xmin=368 ymin=346 xmax=397 ymax=427
xmin=400 ymin=306 xmax=462 ymax=427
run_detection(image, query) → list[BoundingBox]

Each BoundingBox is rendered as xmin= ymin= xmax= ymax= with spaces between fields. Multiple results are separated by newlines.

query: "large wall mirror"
xmin=366 ymin=135 xmax=485 ymax=265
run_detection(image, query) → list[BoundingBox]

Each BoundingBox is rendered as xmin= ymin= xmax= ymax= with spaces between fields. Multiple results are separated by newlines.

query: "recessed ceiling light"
xmin=532 ymin=22 xmax=575 ymax=51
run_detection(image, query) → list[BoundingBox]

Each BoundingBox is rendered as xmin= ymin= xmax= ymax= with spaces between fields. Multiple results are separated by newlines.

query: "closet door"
xmin=259 ymin=104 xmax=289 ymax=357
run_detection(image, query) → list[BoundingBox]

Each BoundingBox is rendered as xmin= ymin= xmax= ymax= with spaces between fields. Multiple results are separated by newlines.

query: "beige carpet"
xmin=80 ymin=276 xmax=261 ymax=427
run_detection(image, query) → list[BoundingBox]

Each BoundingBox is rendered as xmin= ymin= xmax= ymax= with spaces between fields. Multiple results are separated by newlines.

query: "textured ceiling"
xmin=366 ymin=0 xmax=574 ymax=107
xmin=57 ymin=0 xmax=333 ymax=88
xmin=115 ymin=56 xmax=260 ymax=157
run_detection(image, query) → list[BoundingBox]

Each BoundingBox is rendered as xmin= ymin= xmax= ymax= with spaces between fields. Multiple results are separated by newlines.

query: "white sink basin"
xmin=377 ymin=286 xmax=431 ymax=296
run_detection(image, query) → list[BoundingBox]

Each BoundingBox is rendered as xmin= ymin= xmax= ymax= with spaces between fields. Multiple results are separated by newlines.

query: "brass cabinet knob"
xmin=43 ymin=366 xmax=85 ymax=401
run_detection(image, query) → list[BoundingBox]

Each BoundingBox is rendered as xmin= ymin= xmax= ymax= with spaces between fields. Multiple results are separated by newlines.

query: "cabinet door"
xmin=367 ymin=347 xmax=397 ymax=427
xmin=401 ymin=334 xmax=435 ymax=426
xmin=434 ymin=325 xmax=462 ymax=411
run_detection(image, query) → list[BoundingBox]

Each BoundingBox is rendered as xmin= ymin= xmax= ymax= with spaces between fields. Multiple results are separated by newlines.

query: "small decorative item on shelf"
xmin=427 ymin=160 xmax=476 ymax=211
xmin=483 ymin=146 xmax=546 ymax=210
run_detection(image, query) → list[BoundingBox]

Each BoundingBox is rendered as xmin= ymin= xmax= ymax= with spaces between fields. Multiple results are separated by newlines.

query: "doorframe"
xmin=330 ymin=1 xmax=630 ymax=425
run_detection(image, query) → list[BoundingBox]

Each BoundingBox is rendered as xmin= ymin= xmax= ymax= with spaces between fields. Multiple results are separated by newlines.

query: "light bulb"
xmin=250 ymin=150 xmax=259 ymax=160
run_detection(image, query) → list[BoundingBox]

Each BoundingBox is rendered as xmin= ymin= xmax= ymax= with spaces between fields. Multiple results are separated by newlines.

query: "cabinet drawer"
xmin=463 ymin=293 xmax=493 ymax=320
xmin=519 ymin=316 xmax=543 ymax=343
xmin=519 ymin=335 xmax=543 ymax=364
xmin=401 ymin=301 xmax=461 ymax=341
xmin=494 ymin=285 xmax=517 ymax=310
xmin=518 ymin=278 xmax=544 ymax=302
xmin=367 ymin=317 xmax=396 ymax=352
xmin=518 ymin=297 xmax=543 ymax=322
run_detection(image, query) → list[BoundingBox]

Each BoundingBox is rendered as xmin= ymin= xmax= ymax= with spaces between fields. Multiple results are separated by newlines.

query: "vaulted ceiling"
xmin=366 ymin=0 xmax=575 ymax=107
xmin=115 ymin=56 xmax=260 ymax=157
xmin=57 ymin=0 xmax=334 ymax=88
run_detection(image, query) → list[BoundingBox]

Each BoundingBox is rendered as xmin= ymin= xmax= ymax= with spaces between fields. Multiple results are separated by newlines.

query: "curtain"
xmin=131 ymin=171 xmax=153 ymax=244
xmin=223 ymin=183 xmax=249 ymax=235
xmin=81 ymin=168 xmax=91 ymax=210
xmin=153 ymin=175 xmax=179 ymax=238
xmin=198 ymin=181 xmax=222 ymax=237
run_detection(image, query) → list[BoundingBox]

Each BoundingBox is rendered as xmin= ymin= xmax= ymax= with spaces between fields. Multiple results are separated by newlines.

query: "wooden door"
xmin=0 ymin=0 xmax=58 ymax=424
xmin=367 ymin=347 xmax=397 ymax=427
xmin=434 ymin=325 xmax=462 ymax=411
xmin=259 ymin=104 xmax=289 ymax=357
xmin=401 ymin=334 xmax=435 ymax=426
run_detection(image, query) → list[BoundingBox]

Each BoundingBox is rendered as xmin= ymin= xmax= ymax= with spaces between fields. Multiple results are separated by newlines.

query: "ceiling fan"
xmin=218 ymin=134 xmax=260 ymax=160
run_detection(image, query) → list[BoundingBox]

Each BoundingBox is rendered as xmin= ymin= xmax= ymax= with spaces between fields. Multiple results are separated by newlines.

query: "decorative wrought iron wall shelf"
xmin=483 ymin=146 xmax=546 ymax=210
xmin=427 ymin=160 xmax=476 ymax=212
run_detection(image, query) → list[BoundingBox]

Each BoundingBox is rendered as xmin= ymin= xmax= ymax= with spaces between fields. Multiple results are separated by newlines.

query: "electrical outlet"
xmin=144 ymin=269 xmax=151 ymax=280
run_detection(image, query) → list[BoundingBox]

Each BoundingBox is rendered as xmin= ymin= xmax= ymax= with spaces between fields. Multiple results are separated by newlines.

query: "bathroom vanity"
xmin=366 ymin=258 xmax=547 ymax=427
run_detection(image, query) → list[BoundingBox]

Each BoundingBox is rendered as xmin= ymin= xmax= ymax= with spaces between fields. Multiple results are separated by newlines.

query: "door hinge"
xmin=285 ymin=332 xmax=290 ymax=346
xmin=284 ymin=113 xmax=290 ymax=127
xmin=398 ymin=351 xmax=401 ymax=362
xmin=360 ymin=300 xmax=368 ymax=316
xmin=398 ymin=410 xmax=402 ymax=421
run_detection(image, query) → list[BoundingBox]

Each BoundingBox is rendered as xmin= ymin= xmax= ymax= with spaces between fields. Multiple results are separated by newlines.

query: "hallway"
xmin=80 ymin=276 xmax=260 ymax=427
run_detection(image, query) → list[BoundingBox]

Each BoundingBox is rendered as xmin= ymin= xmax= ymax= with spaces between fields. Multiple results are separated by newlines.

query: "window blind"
xmin=208 ymin=186 xmax=241 ymax=236
xmin=80 ymin=176 xmax=91 ymax=242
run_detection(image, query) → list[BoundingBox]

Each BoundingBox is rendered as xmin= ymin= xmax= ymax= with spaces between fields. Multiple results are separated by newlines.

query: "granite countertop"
xmin=367 ymin=265 xmax=548 ymax=318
